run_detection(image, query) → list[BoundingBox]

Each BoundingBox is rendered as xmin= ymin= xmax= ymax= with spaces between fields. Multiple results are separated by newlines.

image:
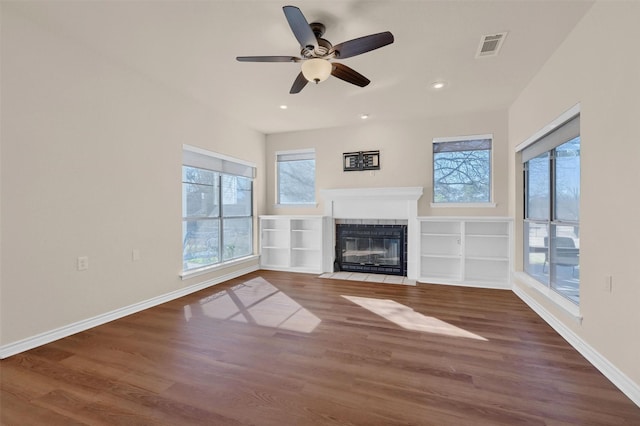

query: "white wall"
xmin=0 ymin=8 xmax=265 ymax=347
xmin=509 ymin=1 xmax=640 ymax=389
xmin=266 ymin=110 xmax=509 ymax=217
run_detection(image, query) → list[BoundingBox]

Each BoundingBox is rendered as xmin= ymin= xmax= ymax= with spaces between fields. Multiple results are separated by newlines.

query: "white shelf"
xmin=466 ymin=256 xmax=509 ymax=261
xmin=421 ymin=254 xmax=461 ymax=260
xmin=259 ymin=215 xmax=326 ymax=274
xmin=466 ymin=234 xmax=508 ymax=238
xmin=418 ymin=217 xmax=512 ymax=288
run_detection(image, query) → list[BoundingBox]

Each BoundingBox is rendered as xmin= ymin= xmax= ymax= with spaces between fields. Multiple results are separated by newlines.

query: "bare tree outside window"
xmin=277 ymin=150 xmax=316 ymax=205
xmin=433 ymin=138 xmax=491 ymax=203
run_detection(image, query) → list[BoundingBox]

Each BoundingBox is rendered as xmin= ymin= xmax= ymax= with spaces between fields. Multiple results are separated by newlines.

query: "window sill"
xmin=513 ymin=271 xmax=582 ymax=322
xmin=431 ymin=202 xmax=497 ymax=208
xmin=180 ymin=254 xmax=259 ymax=280
xmin=274 ymin=203 xmax=318 ymax=209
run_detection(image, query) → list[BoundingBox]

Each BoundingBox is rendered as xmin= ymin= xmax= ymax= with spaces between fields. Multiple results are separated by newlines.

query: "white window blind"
xmin=276 ymin=150 xmax=315 ymax=162
xmin=521 ymin=115 xmax=580 ymax=163
xmin=183 ymin=145 xmax=255 ymax=178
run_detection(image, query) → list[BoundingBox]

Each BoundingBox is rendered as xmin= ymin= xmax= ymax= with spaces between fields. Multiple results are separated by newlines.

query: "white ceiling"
xmin=5 ymin=1 xmax=594 ymax=135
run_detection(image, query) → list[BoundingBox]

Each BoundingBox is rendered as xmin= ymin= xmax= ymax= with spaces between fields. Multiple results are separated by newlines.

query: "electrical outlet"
xmin=132 ymin=249 xmax=140 ymax=262
xmin=604 ymin=275 xmax=612 ymax=292
xmin=77 ymin=256 xmax=89 ymax=271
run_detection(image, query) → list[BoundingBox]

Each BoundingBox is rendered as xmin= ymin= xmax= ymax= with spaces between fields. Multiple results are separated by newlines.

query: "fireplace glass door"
xmin=342 ymin=237 xmax=400 ymax=267
xmin=336 ymin=224 xmax=407 ymax=276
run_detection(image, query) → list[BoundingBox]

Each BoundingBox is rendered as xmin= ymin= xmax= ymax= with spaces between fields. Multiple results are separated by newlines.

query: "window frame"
xmin=275 ymin=148 xmax=317 ymax=207
xmin=520 ymin=108 xmax=581 ymax=308
xmin=431 ymin=134 xmax=495 ymax=208
xmin=181 ymin=145 xmax=256 ymax=277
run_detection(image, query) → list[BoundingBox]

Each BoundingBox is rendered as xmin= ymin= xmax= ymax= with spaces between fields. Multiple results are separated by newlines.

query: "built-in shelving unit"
xmin=259 ymin=216 xmax=327 ymax=274
xmin=418 ymin=217 xmax=512 ymax=288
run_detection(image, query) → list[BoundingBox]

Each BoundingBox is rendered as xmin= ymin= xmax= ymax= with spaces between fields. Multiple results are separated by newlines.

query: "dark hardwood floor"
xmin=2 ymin=270 xmax=639 ymax=425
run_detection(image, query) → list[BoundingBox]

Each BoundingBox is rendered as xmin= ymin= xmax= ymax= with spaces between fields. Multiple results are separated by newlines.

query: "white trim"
xmin=0 ymin=264 xmax=259 ymax=359
xmin=321 ymin=187 xmax=423 ymax=202
xmin=183 ymin=144 xmax=256 ymax=168
xmin=274 ymin=203 xmax=318 ymax=209
xmin=417 ymin=215 xmax=513 ymax=222
xmin=418 ymin=278 xmax=511 ymax=290
xmin=513 ymin=272 xmax=581 ymax=320
xmin=179 ymin=254 xmax=259 ymax=280
xmin=430 ymin=202 xmax=497 ymax=208
xmin=513 ymin=281 xmax=640 ymax=407
xmin=515 ymin=103 xmax=581 ymax=152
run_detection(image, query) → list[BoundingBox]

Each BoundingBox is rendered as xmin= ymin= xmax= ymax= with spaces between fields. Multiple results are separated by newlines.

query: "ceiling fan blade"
xmin=290 ymin=72 xmax=309 ymax=94
xmin=332 ymin=31 xmax=394 ymax=59
xmin=283 ymin=6 xmax=318 ymax=50
xmin=236 ymin=56 xmax=300 ymax=63
xmin=331 ymin=63 xmax=370 ymax=87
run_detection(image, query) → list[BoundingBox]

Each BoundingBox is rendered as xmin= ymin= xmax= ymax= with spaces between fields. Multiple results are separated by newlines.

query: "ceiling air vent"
xmin=476 ymin=32 xmax=508 ymax=58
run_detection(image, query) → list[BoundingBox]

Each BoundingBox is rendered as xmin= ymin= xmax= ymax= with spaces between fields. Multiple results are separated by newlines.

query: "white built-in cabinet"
xmin=259 ymin=215 xmax=327 ymax=274
xmin=418 ymin=217 xmax=512 ymax=288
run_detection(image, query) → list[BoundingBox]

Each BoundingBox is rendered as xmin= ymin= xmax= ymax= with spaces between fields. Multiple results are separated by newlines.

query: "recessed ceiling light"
xmin=360 ymin=114 xmax=370 ymax=120
xmin=280 ymin=105 xmax=288 ymax=110
xmin=431 ymin=81 xmax=447 ymax=90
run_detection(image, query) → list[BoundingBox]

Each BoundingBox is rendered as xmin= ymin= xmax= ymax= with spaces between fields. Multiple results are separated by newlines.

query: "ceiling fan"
xmin=236 ymin=5 xmax=394 ymax=94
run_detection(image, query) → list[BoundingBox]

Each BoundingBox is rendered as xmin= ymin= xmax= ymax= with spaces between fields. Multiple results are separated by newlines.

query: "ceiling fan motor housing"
xmin=299 ymin=22 xmax=335 ymax=59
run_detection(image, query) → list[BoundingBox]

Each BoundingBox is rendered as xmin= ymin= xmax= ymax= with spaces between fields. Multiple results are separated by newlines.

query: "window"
xmin=182 ymin=146 xmax=255 ymax=273
xmin=432 ymin=135 xmax=492 ymax=204
xmin=276 ymin=149 xmax=316 ymax=205
xmin=522 ymin=114 xmax=580 ymax=304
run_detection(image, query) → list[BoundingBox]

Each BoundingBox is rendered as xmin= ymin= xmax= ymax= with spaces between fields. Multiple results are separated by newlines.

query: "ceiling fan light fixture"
xmin=301 ymin=58 xmax=332 ymax=84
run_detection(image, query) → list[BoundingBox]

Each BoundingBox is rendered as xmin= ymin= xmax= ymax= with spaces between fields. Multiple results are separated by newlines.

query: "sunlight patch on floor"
xmin=184 ymin=277 xmax=321 ymax=333
xmin=342 ymin=295 xmax=487 ymax=341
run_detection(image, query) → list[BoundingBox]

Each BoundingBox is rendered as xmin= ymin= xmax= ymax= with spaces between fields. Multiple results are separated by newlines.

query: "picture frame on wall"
xmin=343 ymin=150 xmax=380 ymax=171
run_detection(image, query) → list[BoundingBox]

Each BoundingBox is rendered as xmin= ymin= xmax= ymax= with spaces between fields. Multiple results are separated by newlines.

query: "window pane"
xmin=222 ymin=217 xmax=253 ymax=261
xmin=433 ymin=149 xmax=490 ymax=203
xmin=433 ymin=138 xmax=491 ymax=153
xmin=182 ymin=167 xmax=219 ymax=218
xmin=554 ymin=136 xmax=580 ymax=222
xmin=524 ymin=221 xmax=549 ymax=286
xmin=222 ymin=175 xmax=252 ymax=217
xmin=182 ymin=153 xmax=254 ymax=273
xmin=183 ymin=166 xmax=216 ymax=185
xmin=278 ymin=159 xmax=315 ymax=204
xmin=183 ymin=219 xmax=220 ymax=270
xmin=550 ymin=224 xmax=580 ymax=304
xmin=522 ymin=114 xmax=580 ymax=305
xmin=526 ymin=153 xmax=550 ymax=220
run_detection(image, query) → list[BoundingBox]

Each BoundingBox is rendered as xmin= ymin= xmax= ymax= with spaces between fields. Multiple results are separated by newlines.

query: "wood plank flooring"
xmin=2 ymin=270 xmax=639 ymax=425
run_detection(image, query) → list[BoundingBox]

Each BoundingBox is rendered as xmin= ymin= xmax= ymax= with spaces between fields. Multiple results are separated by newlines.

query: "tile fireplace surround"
xmin=320 ymin=187 xmax=424 ymax=280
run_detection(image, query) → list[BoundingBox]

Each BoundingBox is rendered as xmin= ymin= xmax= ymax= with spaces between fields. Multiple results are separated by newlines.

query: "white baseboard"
xmin=0 ymin=264 xmax=259 ymax=359
xmin=417 ymin=278 xmax=511 ymax=290
xmin=513 ymin=284 xmax=640 ymax=407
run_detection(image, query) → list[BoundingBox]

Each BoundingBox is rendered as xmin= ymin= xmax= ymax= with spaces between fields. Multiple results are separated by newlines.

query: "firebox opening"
xmin=335 ymin=224 xmax=407 ymax=276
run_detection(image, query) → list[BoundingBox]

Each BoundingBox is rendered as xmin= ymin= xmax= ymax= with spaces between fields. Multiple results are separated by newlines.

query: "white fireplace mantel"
xmin=320 ymin=187 xmax=423 ymax=220
xmin=320 ymin=187 xmax=424 ymax=279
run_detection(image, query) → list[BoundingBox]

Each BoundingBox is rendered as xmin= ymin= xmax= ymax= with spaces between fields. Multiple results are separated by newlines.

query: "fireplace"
xmin=335 ymin=224 xmax=407 ymax=276
xmin=320 ymin=187 xmax=423 ymax=280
